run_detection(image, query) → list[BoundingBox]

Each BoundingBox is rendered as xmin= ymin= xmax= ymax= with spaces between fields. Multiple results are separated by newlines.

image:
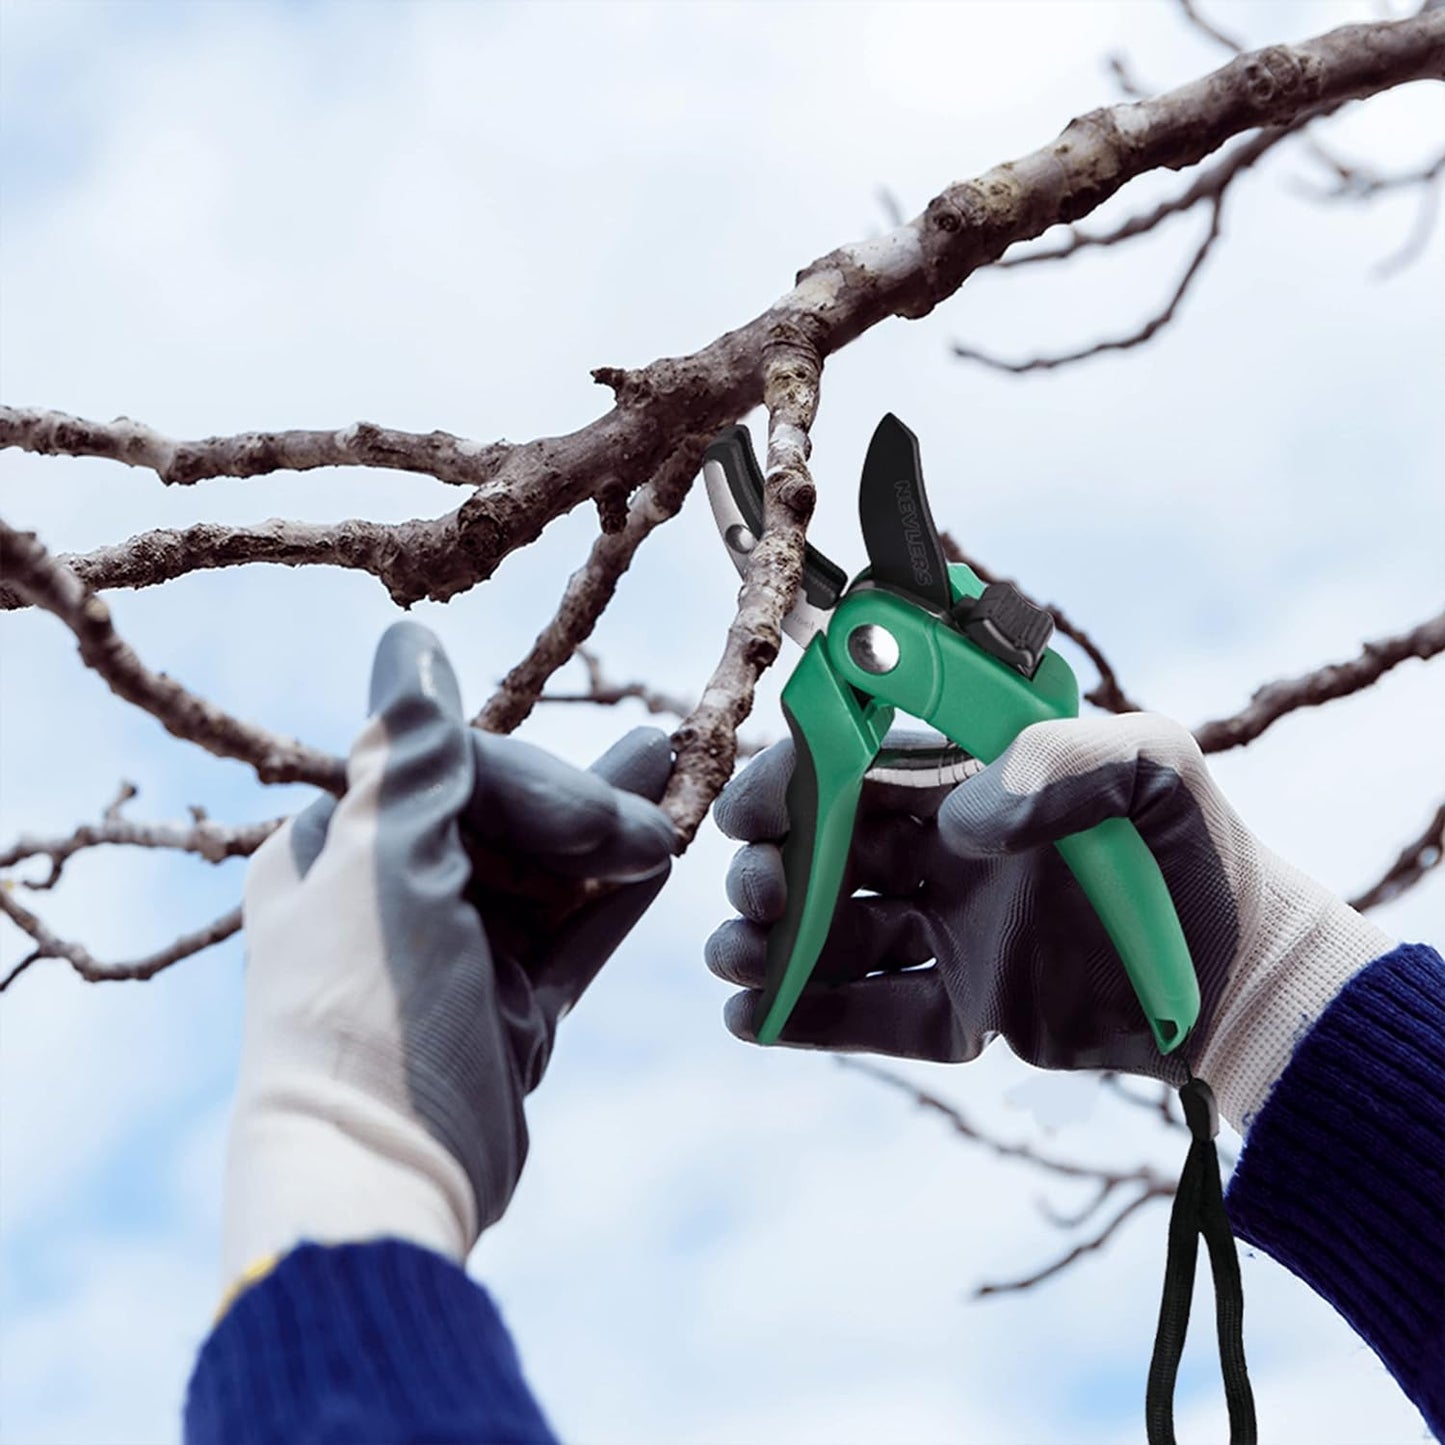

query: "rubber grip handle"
xmin=755 ymin=635 xmax=893 ymax=1044
xmin=1054 ymin=822 xmax=1199 ymax=1053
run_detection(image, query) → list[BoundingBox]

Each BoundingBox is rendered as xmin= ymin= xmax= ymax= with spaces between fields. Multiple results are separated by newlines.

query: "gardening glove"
xmin=222 ymin=621 xmax=677 ymax=1289
xmin=706 ymin=713 xmax=1393 ymax=1133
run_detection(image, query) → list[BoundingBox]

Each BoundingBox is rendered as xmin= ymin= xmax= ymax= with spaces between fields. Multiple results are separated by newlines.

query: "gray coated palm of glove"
xmin=706 ymin=715 xmax=1391 ymax=1119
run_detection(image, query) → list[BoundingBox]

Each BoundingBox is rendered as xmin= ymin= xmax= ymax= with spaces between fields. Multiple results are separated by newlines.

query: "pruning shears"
xmin=703 ymin=414 xmax=1200 ymax=1054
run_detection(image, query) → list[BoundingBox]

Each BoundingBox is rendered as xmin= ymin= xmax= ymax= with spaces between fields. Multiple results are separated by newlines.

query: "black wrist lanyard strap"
xmin=1145 ymin=1074 xmax=1258 ymax=1445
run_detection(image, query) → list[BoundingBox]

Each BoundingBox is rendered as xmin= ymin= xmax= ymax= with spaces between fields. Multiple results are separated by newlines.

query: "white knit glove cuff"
xmin=1195 ymin=848 xmax=1395 ymax=1135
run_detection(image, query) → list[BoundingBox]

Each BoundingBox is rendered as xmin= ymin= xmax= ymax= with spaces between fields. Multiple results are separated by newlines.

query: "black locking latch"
xmin=951 ymin=582 xmax=1054 ymax=679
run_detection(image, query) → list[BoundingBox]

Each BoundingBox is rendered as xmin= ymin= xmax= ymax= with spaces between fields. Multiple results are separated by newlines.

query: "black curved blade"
xmin=703 ymin=425 xmax=848 ymax=644
xmin=858 ymin=413 xmax=952 ymax=611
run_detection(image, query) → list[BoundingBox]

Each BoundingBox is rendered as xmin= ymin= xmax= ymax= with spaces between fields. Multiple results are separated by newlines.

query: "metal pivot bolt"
xmin=724 ymin=524 xmax=756 ymax=555
xmin=846 ymin=623 xmax=900 ymax=675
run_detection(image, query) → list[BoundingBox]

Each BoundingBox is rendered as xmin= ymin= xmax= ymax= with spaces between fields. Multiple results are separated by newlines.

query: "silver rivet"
xmin=847 ymin=623 xmax=900 ymax=674
xmin=724 ymin=523 xmax=757 ymax=555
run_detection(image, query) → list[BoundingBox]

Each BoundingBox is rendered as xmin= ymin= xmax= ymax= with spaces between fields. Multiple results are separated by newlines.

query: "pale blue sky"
xmin=2 ymin=2 xmax=1441 ymax=1441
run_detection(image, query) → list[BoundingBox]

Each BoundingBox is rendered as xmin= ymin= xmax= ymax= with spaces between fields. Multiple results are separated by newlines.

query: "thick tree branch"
xmin=0 ymin=889 xmax=241 ymax=991
xmin=0 ymin=513 xmax=472 ymax=613
xmin=3 ymin=15 xmax=1437 ymax=611
xmin=1351 ymin=802 xmax=1445 ymax=911
xmin=0 ymin=407 xmax=511 ymax=487
xmin=474 ymin=436 xmax=709 ymax=732
xmin=0 ymin=783 xmax=282 ymax=890
xmin=0 ymin=518 xmax=346 ymax=790
xmin=1193 ymin=607 xmax=1445 ymax=753
xmin=997 ymin=118 xmax=1306 ymax=269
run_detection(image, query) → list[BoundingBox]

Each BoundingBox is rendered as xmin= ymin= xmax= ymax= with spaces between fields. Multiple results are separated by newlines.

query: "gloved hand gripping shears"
xmin=703 ymin=414 xmax=1201 ymax=1054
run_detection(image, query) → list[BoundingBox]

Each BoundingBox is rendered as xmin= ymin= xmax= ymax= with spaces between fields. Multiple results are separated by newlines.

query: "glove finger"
xmin=467 ymin=732 xmax=619 ymax=857
xmin=712 ymin=738 xmax=794 ymax=841
xmin=704 ymin=917 xmax=770 ymax=987
xmin=546 ymin=787 xmax=677 ymax=882
xmin=725 ymin=843 xmax=787 ymax=923
xmin=722 ymin=968 xmax=975 ymax=1062
xmin=723 ymin=804 xmax=929 ymax=929
xmin=705 ymin=896 xmax=934 ymax=990
xmin=588 ymin=726 xmax=673 ymax=802
xmin=528 ymin=864 xmax=672 ymax=1040
xmin=937 ymin=713 xmax=1215 ymax=858
xmin=323 ymin=619 xmax=475 ymax=903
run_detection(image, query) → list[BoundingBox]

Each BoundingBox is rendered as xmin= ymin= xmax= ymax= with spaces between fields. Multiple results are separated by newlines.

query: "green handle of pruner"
xmin=759 ymin=564 xmax=1199 ymax=1056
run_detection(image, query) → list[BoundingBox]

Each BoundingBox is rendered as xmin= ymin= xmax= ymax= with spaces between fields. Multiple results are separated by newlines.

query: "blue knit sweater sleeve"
xmin=183 ymin=1238 xmax=558 ymax=1445
xmin=1225 ymin=941 xmax=1445 ymax=1439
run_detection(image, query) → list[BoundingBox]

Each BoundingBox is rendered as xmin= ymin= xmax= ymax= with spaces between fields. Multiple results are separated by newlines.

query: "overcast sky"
xmin=2 ymin=2 xmax=1442 ymax=1442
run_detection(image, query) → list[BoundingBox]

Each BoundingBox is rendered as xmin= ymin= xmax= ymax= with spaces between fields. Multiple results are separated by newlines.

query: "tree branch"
xmin=3 ymin=15 xmax=1437 ymax=610
xmin=996 ymin=117 xmax=1307 ymax=269
xmin=474 ymin=436 xmax=708 ymax=733
xmin=1350 ymin=802 xmax=1445 ymax=911
xmin=952 ymin=193 xmax=1226 ymax=372
xmin=838 ymin=1058 xmax=1172 ymax=1188
xmin=0 ymin=407 xmax=511 ymax=487
xmin=0 ymin=513 xmax=457 ymax=613
xmin=1375 ymin=161 xmax=1444 ymax=277
xmin=0 ymin=889 xmax=241 ymax=991
xmin=1192 ymin=607 xmax=1445 ymax=753
xmin=0 ymin=783 xmax=282 ymax=890
xmin=841 ymin=1058 xmax=1180 ymax=1296
xmin=974 ymin=1187 xmax=1171 ymax=1297
xmin=0 ymin=518 xmax=346 ymax=790
xmin=537 ymin=650 xmax=767 ymax=758
xmin=662 ymin=329 xmax=822 ymax=840
xmin=1176 ymin=0 xmax=1246 ymax=54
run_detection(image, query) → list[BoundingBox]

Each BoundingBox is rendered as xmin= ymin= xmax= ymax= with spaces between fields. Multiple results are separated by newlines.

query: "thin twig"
xmin=1350 ymin=802 xmax=1445 ymax=911
xmin=474 ymin=437 xmax=708 ymax=733
xmin=0 ymin=518 xmax=345 ymax=791
xmin=974 ymin=1188 xmax=1171 ymax=1297
xmin=952 ymin=194 xmax=1226 ymax=373
xmin=838 ymin=1058 xmax=1172 ymax=1189
xmin=0 ymin=784 xmax=282 ymax=890
xmin=1100 ymin=1072 xmax=1180 ymax=1130
xmin=538 ymin=651 xmax=767 ymax=758
xmin=1176 ymin=0 xmax=1246 ymax=53
xmin=1375 ymin=165 xmax=1444 ymax=276
xmin=939 ymin=535 xmax=1142 ymax=713
xmin=839 ymin=1058 xmax=1178 ymax=1295
xmin=1193 ymin=608 xmax=1445 ymax=753
xmin=0 ymin=890 xmax=242 ymax=990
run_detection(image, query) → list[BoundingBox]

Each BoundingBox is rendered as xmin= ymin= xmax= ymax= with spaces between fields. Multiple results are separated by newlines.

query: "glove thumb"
xmin=936 ymin=714 xmax=1210 ymax=858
